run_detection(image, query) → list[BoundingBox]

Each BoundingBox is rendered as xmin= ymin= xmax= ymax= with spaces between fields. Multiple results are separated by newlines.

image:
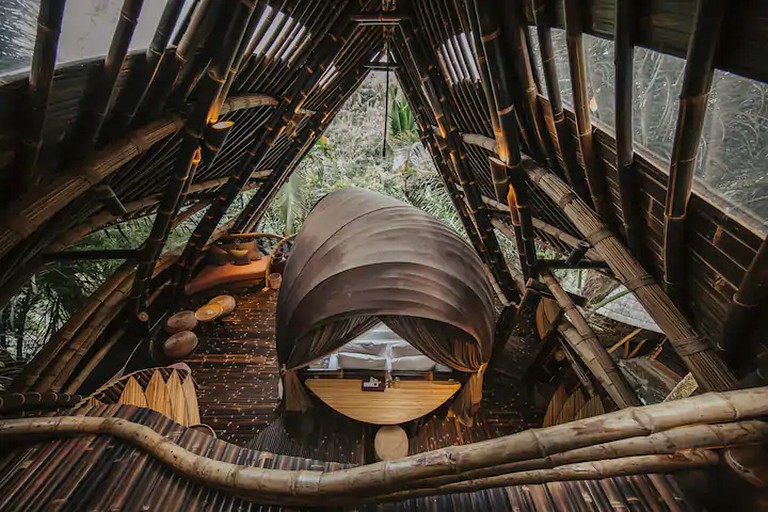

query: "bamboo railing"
xmin=0 ymin=387 xmax=765 ymax=506
xmin=525 ymin=160 xmax=736 ymax=391
xmin=663 ymin=0 xmax=728 ymax=300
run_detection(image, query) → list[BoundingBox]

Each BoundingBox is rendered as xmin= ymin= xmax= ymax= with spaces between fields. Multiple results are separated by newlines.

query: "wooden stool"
xmin=374 ymin=425 xmax=408 ymax=461
xmin=208 ymin=294 xmax=236 ymax=315
xmin=164 ymin=310 xmax=198 ymax=334
xmin=195 ymin=302 xmax=223 ymax=322
xmin=162 ymin=331 xmax=198 ymax=360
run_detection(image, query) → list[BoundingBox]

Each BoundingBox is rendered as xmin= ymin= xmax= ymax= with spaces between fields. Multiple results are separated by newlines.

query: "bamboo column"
xmin=172 ymin=3 xmax=361 ymax=289
xmin=71 ymin=0 xmax=145 ymax=158
xmin=663 ymin=0 xmax=728 ymax=300
xmin=395 ymin=55 xmax=522 ymax=298
xmin=399 ymin=21 xmax=519 ymax=299
xmin=129 ymin=0 xmax=256 ymax=317
xmin=531 ymin=0 xmax=583 ymax=196
xmin=541 ymin=269 xmax=640 ymax=408
xmin=721 ymin=235 xmax=768 ymax=354
xmin=525 ymin=159 xmax=736 ymax=391
xmin=113 ymin=0 xmax=187 ymax=134
xmin=562 ymin=0 xmax=612 ymax=221
xmin=17 ymin=0 xmax=67 ymax=189
xmin=614 ymin=0 xmax=644 ymax=256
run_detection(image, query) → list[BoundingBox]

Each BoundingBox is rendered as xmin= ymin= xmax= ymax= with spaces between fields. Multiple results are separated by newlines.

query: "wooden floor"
xmin=185 ymin=288 xmax=281 ymax=446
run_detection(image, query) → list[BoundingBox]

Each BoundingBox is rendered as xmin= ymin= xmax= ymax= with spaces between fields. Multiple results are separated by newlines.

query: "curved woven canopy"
xmin=276 ymin=187 xmax=496 ymax=374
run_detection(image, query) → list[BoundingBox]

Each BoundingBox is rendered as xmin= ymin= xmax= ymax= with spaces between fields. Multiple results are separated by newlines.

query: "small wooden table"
xmin=304 ymin=378 xmax=461 ymax=425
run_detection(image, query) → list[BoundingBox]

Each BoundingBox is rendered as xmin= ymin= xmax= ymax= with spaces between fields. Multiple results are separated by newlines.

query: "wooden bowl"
xmin=164 ymin=310 xmax=198 ymax=334
xmin=195 ymin=302 xmax=223 ymax=322
xmin=208 ymin=294 xmax=236 ymax=315
xmin=162 ymin=331 xmax=198 ymax=360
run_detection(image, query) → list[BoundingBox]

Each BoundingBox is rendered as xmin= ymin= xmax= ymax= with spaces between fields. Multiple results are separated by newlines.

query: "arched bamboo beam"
xmin=542 ymin=269 xmax=640 ymax=408
xmin=0 ymin=93 xmax=277 ymax=264
xmin=525 ymin=160 xmax=736 ymax=391
xmin=663 ymin=0 xmax=728 ymax=300
xmin=0 ymin=388 xmax=764 ymax=506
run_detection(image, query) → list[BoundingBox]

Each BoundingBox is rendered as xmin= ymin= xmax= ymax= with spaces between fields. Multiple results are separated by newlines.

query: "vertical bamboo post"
xmin=72 ymin=0 xmax=146 ymax=158
xmin=663 ymin=0 xmax=728 ymax=300
xmin=399 ymin=21 xmax=520 ymax=300
xmin=721 ymin=235 xmax=768 ymax=354
xmin=129 ymin=0 xmax=256 ymax=317
xmin=525 ymin=160 xmax=736 ymax=391
xmin=614 ymin=0 xmax=644 ymax=257
xmin=18 ymin=0 xmax=67 ymax=189
xmin=562 ymin=0 xmax=611 ymax=221
xmin=173 ymin=3 xmax=360 ymax=290
xmin=541 ymin=269 xmax=641 ymax=408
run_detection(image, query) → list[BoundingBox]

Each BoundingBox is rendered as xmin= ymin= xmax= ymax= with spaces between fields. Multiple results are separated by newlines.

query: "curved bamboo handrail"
xmin=0 ymin=387 xmax=765 ymax=506
xmin=0 ymin=93 xmax=278 ymax=262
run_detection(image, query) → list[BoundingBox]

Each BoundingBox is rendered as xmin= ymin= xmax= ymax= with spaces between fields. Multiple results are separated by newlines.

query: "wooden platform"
xmin=305 ymin=378 xmax=461 ymax=425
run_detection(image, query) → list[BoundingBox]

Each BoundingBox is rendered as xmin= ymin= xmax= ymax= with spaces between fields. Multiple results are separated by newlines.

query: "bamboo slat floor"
xmin=185 ymin=287 xmax=281 ymax=446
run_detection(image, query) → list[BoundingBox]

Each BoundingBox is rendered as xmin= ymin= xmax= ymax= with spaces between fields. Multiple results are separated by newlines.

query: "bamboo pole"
xmin=17 ymin=0 xmax=67 ymax=188
xmin=614 ymin=0 xmax=644 ymax=256
xmin=531 ymin=0 xmax=584 ymax=197
xmin=0 ymin=93 xmax=276 ymax=264
xmin=541 ymin=269 xmax=640 ymax=408
xmin=398 ymin=20 xmax=519 ymax=300
xmin=173 ymin=3 xmax=361 ymax=289
xmin=72 ymin=0 xmax=145 ymax=157
xmin=525 ymin=160 xmax=736 ymax=391
xmin=130 ymin=0 xmax=256 ymax=317
xmin=721 ymin=235 xmax=768 ymax=354
xmin=0 ymin=388 xmax=765 ymax=505
xmin=663 ymin=0 xmax=728 ymax=300
xmin=563 ymin=0 xmax=611 ymax=221
xmin=114 ymin=0 xmax=187 ymax=134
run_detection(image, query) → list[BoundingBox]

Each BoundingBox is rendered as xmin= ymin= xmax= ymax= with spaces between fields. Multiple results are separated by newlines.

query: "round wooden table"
xmin=304 ymin=378 xmax=461 ymax=425
xmin=374 ymin=425 xmax=409 ymax=461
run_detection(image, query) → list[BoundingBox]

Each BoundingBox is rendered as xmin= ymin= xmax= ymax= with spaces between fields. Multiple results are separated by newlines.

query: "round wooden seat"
xmin=162 ymin=330 xmax=198 ymax=360
xmin=195 ymin=303 xmax=223 ymax=322
xmin=374 ymin=425 xmax=408 ymax=461
xmin=208 ymin=294 xmax=236 ymax=315
xmin=164 ymin=310 xmax=198 ymax=334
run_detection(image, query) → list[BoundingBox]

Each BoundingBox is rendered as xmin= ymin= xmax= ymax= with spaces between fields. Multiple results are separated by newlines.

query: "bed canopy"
xmin=276 ymin=187 xmax=496 ymax=423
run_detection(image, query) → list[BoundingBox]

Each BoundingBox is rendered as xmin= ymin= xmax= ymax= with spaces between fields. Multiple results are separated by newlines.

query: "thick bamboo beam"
xmin=18 ymin=0 xmax=66 ymax=188
xmin=663 ymin=0 xmax=728 ymax=300
xmin=0 ymin=93 xmax=275 ymax=265
xmin=563 ymin=0 xmax=612 ymax=221
xmin=399 ymin=21 xmax=519 ymax=300
xmin=489 ymin=215 xmax=601 ymax=261
xmin=541 ymin=269 xmax=640 ymax=408
xmin=72 ymin=0 xmax=145 ymax=157
xmin=614 ymin=0 xmax=644 ymax=256
xmin=525 ymin=160 xmax=736 ymax=391
xmin=721 ymin=235 xmax=768 ymax=353
xmin=0 ymin=388 xmax=765 ymax=505
xmin=129 ymin=0 xmax=256 ymax=317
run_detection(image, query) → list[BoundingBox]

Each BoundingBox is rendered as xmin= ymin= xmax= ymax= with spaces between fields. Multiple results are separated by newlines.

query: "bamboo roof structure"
xmin=0 ymin=0 xmax=767 ymax=509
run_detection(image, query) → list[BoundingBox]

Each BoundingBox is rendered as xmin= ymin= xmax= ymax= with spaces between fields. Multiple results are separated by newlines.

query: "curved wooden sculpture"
xmin=276 ymin=188 xmax=496 ymax=422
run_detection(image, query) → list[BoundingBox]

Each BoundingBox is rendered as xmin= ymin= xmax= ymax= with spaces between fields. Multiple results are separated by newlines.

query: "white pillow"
xmin=389 ymin=341 xmax=422 ymax=359
xmin=391 ymin=355 xmax=435 ymax=372
xmin=342 ymin=339 xmax=388 ymax=357
xmin=337 ymin=352 xmax=387 ymax=370
xmin=434 ymin=363 xmax=452 ymax=373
